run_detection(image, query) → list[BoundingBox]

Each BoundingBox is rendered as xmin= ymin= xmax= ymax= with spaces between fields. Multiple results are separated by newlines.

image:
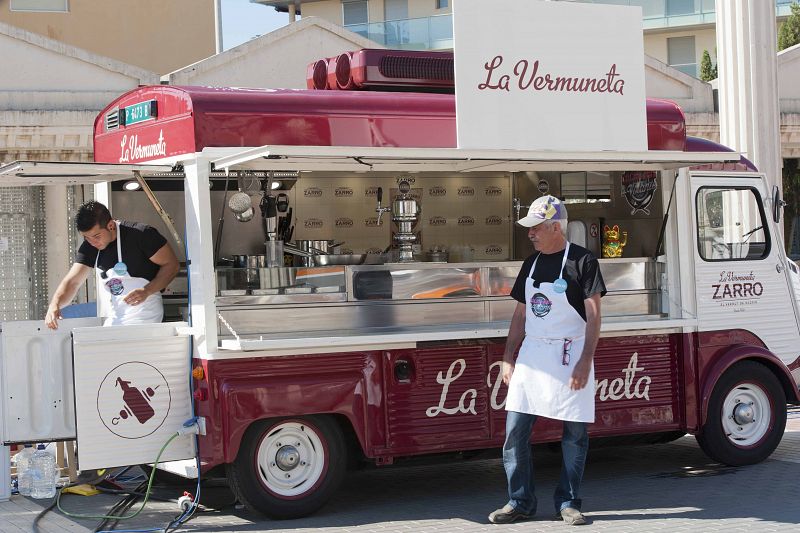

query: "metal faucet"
xmin=512 ymin=197 xmax=530 ymax=222
xmin=375 ymin=187 xmax=390 ymax=226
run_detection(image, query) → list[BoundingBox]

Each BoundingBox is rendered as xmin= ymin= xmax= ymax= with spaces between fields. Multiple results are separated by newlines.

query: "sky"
xmin=221 ymin=0 xmax=294 ymax=51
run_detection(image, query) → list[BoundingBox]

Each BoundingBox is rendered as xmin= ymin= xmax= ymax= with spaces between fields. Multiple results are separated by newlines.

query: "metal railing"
xmin=345 ymin=13 xmax=453 ymax=50
xmin=584 ymin=0 xmax=795 ymax=30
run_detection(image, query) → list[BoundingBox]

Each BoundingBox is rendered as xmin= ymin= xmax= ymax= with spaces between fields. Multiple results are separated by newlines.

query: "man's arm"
xmin=123 ymin=243 xmax=180 ymax=306
xmin=45 ymin=263 xmax=93 ymax=329
xmin=502 ymin=302 xmax=527 ymax=385
xmin=569 ymin=293 xmax=601 ymax=390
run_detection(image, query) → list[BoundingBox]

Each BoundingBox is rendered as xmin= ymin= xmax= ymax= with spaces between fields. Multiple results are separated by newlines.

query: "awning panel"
xmin=0 ymin=161 xmax=172 ymax=187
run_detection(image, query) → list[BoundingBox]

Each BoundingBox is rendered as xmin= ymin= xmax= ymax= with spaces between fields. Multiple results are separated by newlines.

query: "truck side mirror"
xmin=773 ymin=185 xmax=786 ymax=224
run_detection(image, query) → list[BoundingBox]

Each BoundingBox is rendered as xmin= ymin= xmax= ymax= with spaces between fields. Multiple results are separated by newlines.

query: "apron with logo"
xmin=95 ymin=221 xmax=163 ymax=326
xmin=506 ymin=242 xmax=595 ymax=423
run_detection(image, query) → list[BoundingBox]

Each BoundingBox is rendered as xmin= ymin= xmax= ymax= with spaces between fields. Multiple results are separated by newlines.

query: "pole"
xmin=214 ymin=0 xmax=224 ymax=53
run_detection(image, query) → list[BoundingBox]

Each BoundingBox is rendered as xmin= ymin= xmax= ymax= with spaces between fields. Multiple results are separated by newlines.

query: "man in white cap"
xmin=489 ymin=195 xmax=605 ymax=526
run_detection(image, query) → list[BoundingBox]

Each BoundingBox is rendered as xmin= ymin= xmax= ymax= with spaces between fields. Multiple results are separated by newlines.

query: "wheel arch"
xmin=700 ymin=346 xmax=800 ymax=426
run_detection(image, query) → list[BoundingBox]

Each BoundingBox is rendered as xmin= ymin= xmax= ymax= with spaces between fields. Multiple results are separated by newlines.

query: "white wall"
xmin=167 ymin=17 xmax=382 ymax=88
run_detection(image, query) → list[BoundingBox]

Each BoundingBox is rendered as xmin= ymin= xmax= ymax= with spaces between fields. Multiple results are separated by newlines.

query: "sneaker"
xmin=559 ymin=507 xmax=587 ymax=526
xmin=488 ymin=504 xmax=530 ymax=524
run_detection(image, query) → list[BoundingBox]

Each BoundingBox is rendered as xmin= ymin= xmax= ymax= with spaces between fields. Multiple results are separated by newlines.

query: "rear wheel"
xmin=696 ymin=361 xmax=786 ymax=466
xmin=227 ymin=416 xmax=347 ymax=519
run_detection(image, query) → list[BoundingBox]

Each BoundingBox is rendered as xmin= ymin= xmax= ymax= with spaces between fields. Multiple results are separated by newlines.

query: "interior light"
xmin=123 ymin=180 xmax=141 ymax=191
xmin=270 ymin=180 xmax=282 ymax=190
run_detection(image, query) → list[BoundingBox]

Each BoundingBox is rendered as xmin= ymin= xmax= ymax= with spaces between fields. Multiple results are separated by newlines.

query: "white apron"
xmin=506 ymin=242 xmax=595 ymax=423
xmin=96 ymin=221 xmax=163 ymax=326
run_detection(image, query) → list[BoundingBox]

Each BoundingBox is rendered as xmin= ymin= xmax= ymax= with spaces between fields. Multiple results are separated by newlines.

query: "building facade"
xmin=0 ymin=0 xmax=217 ymax=75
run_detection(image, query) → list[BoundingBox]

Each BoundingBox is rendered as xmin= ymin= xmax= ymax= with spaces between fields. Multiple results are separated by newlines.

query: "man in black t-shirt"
xmin=489 ymin=195 xmax=606 ymax=526
xmin=45 ymin=201 xmax=179 ymax=329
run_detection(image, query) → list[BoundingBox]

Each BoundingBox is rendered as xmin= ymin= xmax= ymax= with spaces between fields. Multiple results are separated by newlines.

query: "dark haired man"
xmin=45 ymin=201 xmax=179 ymax=328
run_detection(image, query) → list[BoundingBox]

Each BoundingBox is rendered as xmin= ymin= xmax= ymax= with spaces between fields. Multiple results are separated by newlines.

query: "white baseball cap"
xmin=517 ymin=195 xmax=568 ymax=227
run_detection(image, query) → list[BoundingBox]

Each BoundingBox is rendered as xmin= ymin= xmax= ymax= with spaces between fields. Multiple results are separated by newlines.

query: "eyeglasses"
xmin=562 ymin=338 xmax=572 ymax=366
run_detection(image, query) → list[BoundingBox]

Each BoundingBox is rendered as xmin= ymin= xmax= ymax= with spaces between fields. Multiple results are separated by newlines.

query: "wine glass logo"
xmin=97 ymin=362 xmax=171 ymax=439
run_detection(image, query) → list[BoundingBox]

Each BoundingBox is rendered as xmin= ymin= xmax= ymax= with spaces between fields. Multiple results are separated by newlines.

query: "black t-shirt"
xmin=76 ymin=221 xmax=167 ymax=281
xmin=510 ymin=243 xmax=607 ymax=321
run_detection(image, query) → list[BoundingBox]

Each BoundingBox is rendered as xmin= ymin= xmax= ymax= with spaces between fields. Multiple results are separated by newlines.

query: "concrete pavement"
xmin=5 ymin=413 xmax=799 ymax=532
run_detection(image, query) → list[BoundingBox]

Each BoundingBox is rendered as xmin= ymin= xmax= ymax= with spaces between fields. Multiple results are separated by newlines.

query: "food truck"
xmin=1 ymin=48 xmax=799 ymax=519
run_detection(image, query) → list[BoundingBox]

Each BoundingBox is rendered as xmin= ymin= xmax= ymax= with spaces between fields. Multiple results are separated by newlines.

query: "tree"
xmin=778 ymin=2 xmax=800 ymax=51
xmin=699 ymin=49 xmax=717 ymax=81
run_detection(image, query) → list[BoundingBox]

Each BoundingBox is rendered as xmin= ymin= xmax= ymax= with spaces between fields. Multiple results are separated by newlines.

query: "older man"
xmin=489 ymin=195 xmax=606 ymax=526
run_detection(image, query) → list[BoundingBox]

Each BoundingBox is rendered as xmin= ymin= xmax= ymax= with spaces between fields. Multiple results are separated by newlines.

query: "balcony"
xmin=583 ymin=1 xmax=794 ymax=31
xmin=345 ymin=13 xmax=453 ymax=51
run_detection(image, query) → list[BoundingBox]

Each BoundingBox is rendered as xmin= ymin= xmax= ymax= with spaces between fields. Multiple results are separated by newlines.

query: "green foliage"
xmin=699 ymin=49 xmax=717 ymax=81
xmin=778 ymin=2 xmax=800 ymax=51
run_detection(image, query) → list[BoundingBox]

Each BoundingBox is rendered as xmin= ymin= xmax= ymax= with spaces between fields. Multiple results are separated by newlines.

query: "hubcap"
xmin=721 ymin=383 xmax=771 ymax=447
xmin=275 ymin=445 xmax=300 ymax=471
xmin=256 ymin=421 xmax=326 ymax=498
xmin=733 ymin=403 xmax=755 ymax=425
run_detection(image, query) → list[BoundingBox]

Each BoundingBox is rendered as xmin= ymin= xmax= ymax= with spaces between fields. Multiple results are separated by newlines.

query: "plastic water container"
xmin=30 ymin=444 xmax=57 ymax=499
xmin=15 ymin=445 xmax=35 ymax=496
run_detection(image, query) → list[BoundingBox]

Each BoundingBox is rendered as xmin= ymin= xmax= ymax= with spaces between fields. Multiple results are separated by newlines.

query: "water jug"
xmin=30 ymin=444 xmax=57 ymax=499
xmin=15 ymin=444 xmax=34 ymax=496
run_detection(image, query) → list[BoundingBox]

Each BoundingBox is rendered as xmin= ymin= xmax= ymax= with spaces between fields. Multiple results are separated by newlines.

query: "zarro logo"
xmin=428 ymin=186 xmax=447 ymax=197
xmin=485 ymin=186 xmax=503 ymax=197
xmin=458 ymin=186 xmax=475 ymax=197
xmin=485 ymin=245 xmax=503 ymax=255
xmin=429 ymin=216 xmax=447 ymax=226
xmin=304 ymin=218 xmax=324 ymax=229
xmin=364 ymin=217 xmax=380 ymax=227
xmin=335 ymin=187 xmax=354 ymax=197
xmin=304 ymin=187 xmax=323 ymax=198
xmin=335 ymin=217 xmax=354 ymax=228
xmin=458 ymin=216 xmax=475 ymax=226
xmin=485 ymin=215 xmax=503 ymax=226
xmin=365 ymin=186 xmax=380 ymax=197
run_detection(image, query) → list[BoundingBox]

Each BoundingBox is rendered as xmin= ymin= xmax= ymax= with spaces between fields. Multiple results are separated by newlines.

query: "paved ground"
xmin=5 ymin=413 xmax=800 ymax=532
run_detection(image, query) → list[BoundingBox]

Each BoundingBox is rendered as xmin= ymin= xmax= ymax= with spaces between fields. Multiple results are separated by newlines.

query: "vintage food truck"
xmin=1 ymin=48 xmax=799 ymax=519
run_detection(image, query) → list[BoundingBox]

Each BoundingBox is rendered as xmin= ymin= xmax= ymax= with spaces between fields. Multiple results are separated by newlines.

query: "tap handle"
xmin=376 ymin=187 xmax=384 ymax=226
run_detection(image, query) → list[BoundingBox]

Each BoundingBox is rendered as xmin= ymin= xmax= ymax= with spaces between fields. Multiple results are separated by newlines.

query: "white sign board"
xmin=453 ymin=0 xmax=647 ymax=152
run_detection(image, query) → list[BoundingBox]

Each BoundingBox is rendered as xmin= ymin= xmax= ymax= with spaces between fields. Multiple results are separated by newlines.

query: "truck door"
xmin=690 ymin=172 xmax=800 ymax=366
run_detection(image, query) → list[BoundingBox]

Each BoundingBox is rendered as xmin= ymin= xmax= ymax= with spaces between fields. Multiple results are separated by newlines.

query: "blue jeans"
xmin=502 ymin=410 xmax=589 ymax=515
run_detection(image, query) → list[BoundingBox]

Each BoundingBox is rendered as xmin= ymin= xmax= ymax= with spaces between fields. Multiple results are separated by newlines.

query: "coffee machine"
xmin=376 ymin=179 xmax=420 ymax=262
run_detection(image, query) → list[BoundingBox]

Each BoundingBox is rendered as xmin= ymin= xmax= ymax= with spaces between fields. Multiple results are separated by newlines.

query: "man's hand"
xmin=45 ymin=305 xmax=62 ymax=330
xmin=502 ymin=361 xmax=515 ymax=385
xmin=569 ymin=357 xmax=592 ymax=391
xmin=124 ymin=287 xmax=151 ymax=306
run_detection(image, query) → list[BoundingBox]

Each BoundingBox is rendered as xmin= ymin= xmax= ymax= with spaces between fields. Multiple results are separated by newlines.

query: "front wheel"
xmin=696 ymin=361 xmax=786 ymax=466
xmin=227 ymin=416 xmax=347 ymax=519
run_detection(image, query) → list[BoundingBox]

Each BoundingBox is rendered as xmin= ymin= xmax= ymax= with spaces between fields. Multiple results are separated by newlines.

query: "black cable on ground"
xmin=93 ymin=480 xmax=148 ymax=532
xmin=31 ymin=496 xmax=59 ymax=533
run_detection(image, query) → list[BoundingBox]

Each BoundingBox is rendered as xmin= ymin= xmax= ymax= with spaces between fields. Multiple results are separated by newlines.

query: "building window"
xmin=342 ymin=0 xmax=368 ymax=26
xmin=436 ymin=0 xmax=449 ymax=8
xmin=696 ymin=187 xmax=770 ymax=261
xmin=385 ymin=0 xmax=408 ymax=21
xmin=10 ymin=0 xmax=68 ymax=12
xmin=667 ymin=36 xmax=697 ymax=77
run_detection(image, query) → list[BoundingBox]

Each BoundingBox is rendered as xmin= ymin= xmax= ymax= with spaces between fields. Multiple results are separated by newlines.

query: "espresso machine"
xmin=376 ymin=179 xmax=420 ymax=262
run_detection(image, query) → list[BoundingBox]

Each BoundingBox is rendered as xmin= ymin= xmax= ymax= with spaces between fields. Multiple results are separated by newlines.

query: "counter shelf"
xmin=214 ymin=258 xmax=669 ymax=347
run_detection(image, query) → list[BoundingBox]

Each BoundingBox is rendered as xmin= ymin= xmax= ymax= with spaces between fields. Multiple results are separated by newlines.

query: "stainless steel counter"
xmin=214 ymin=258 xmax=666 ymax=341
